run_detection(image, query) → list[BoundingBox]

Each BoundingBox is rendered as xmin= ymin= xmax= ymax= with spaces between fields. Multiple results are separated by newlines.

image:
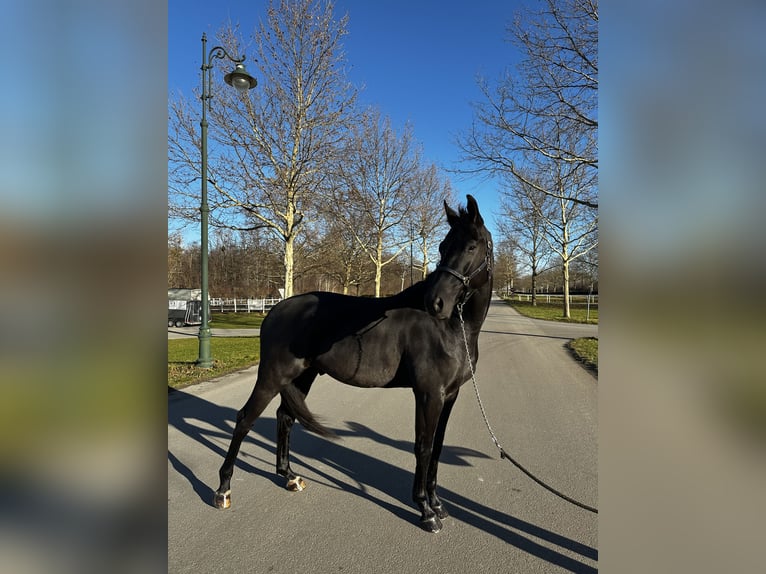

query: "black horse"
xmin=214 ymin=195 xmax=493 ymax=533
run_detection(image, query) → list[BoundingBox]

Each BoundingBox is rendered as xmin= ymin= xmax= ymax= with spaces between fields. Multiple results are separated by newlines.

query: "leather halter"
xmin=435 ymin=238 xmax=493 ymax=304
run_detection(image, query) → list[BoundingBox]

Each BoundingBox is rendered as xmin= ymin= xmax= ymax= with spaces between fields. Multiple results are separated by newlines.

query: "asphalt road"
xmin=168 ymin=296 xmax=598 ymax=573
xmin=168 ymin=327 xmax=260 ymax=339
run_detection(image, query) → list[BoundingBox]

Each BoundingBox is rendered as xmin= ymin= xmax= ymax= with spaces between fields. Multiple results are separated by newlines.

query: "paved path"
xmin=168 ymin=327 xmax=260 ymax=339
xmin=168 ymin=296 xmax=598 ymax=573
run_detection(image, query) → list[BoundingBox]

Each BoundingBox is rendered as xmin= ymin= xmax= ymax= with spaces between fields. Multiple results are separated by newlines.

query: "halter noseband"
xmin=436 ymin=258 xmax=488 ymax=288
xmin=435 ymin=239 xmax=493 ymax=302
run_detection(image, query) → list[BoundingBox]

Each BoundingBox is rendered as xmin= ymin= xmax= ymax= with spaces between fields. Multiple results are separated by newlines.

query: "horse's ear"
xmin=466 ymin=195 xmax=484 ymax=226
xmin=444 ymin=200 xmax=460 ymax=227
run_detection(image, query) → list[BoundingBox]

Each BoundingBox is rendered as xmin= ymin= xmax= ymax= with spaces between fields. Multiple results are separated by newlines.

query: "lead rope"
xmin=456 ymin=303 xmax=598 ymax=514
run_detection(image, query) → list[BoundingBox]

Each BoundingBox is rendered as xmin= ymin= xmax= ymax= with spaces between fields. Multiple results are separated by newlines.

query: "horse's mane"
xmin=456 ymin=206 xmax=473 ymax=221
xmin=453 ymin=200 xmax=485 ymax=232
xmin=453 ymin=207 xmax=485 ymax=240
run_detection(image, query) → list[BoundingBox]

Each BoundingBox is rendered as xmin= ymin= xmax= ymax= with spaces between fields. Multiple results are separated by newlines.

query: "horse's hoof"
xmin=433 ymin=503 xmax=450 ymax=520
xmin=213 ymin=490 xmax=231 ymax=509
xmin=420 ymin=515 xmax=443 ymax=533
xmin=286 ymin=476 xmax=306 ymax=492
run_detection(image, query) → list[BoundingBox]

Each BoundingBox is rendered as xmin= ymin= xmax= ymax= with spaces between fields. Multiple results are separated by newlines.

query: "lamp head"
xmin=224 ymin=63 xmax=257 ymax=92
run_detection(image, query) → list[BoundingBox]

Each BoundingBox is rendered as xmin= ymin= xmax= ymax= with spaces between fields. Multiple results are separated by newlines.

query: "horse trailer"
xmin=168 ymin=288 xmax=204 ymax=327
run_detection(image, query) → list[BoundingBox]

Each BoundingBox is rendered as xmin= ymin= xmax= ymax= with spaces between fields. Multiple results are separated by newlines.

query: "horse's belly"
xmin=312 ymin=338 xmax=402 ymax=388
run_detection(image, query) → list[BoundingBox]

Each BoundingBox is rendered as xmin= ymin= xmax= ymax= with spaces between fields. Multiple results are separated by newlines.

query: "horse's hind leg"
xmin=213 ymin=376 xmax=282 ymax=510
xmin=276 ymin=368 xmax=318 ymax=492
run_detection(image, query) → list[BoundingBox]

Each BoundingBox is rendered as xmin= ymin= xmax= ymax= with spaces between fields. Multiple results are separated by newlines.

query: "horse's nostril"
xmin=433 ymin=297 xmax=444 ymax=314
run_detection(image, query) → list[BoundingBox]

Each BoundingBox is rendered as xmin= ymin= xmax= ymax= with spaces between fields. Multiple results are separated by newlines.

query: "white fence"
xmin=209 ymin=298 xmax=282 ymax=313
xmin=512 ymin=293 xmax=598 ymax=305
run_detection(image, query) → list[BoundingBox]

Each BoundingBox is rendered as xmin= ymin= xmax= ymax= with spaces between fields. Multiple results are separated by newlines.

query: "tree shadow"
xmin=168 ymin=387 xmax=597 ymax=573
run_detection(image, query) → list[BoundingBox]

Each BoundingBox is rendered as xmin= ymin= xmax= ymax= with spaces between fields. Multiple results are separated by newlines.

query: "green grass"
xmin=209 ymin=312 xmax=266 ymax=329
xmin=567 ymin=337 xmax=598 ymax=373
xmin=503 ymin=298 xmax=598 ymax=324
xmin=501 ymin=296 xmax=598 ymax=375
xmin=168 ymin=337 xmax=260 ymax=389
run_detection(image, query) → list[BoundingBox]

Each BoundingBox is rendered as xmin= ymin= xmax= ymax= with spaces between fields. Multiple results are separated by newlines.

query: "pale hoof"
xmin=433 ymin=503 xmax=449 ymax=520
xmin=420 ymin=515 xmax=443 ymax=533
xmin=286 ymin=476 xmax=306 ymax=492
xmin=213 ymin=490 xmax=231 ymax=509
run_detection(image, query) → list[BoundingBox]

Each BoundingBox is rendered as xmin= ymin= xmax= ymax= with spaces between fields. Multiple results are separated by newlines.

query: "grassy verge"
xmin=567 ymin=337 xmax=598 ymax=373
xmin=501 ymin=296 xmax=598 ymax=375
xmin=210 ymin=312 xmax=266 ymax=329
xmin=168 ymin=337 xmax=260 ymax=389
xmin=502 ymin=298 xmax=598 ymax=324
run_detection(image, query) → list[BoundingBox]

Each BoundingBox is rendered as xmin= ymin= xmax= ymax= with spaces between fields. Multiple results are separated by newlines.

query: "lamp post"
xmin=409 ymin=222 xmax=414 ymax=287
xmin=197 ymin=32 xmax=257 ymax=367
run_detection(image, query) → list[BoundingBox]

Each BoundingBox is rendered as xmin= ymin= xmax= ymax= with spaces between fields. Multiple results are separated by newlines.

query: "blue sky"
xmin=169 ymin=0 xmax=526 ymax=237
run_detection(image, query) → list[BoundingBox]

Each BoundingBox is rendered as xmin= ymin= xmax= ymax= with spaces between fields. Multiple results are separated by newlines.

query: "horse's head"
xmin=425 ymin=195 xmax=493 ymax=320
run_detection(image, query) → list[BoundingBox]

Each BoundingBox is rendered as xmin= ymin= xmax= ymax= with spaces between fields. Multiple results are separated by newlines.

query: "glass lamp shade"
xmin=224 ymin=63 xmax=257 ymax=93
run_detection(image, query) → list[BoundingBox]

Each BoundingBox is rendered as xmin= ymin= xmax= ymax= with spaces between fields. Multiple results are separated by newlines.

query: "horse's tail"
xmin=280 ymin=384 xmax=338 ymax=439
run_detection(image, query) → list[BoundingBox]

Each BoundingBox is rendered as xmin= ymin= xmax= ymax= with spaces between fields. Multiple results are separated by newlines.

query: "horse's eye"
xmin=467 ymin=243 xmax=477 ymax=252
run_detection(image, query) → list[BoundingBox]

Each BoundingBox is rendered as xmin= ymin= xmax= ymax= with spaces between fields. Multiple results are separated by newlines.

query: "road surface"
xmin=168 ymin=327 xmax=260 ymax=339
xmin=168 ymin=296 xmax=598 ymax=573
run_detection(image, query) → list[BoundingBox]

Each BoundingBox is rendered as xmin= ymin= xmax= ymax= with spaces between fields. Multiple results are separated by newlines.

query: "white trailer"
xmin=168 ymin=288 xmax=204 ymax=327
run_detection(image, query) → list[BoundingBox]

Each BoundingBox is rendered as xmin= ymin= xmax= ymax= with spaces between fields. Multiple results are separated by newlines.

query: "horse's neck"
xmin=396 ymin=280 xmax=428 ymax=309
xmin=460 ymin=281 xmax=492 ymax=333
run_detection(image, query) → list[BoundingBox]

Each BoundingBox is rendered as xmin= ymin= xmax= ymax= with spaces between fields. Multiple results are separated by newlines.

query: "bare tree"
xmin=407 ymin=163 xmax=454 ymax=281
xmin=457 ymin=0 xmax=597 ymax=209
xmin=536 ymin=129 xmax=598 ymax=317
xmin=497 ymin=179 xmax=555 ymax=306
xmin=492 ymin=236 xmax=519 ymax=297
xmin=330 ymin=107 xmax=421 ymax=297
xmin=167 ymin=232 xmax=189 ymax=288
xmin=168 ymin=0 xmax=357 ymax=298
xmin=315 ymin=216 xmax=374 ymax=294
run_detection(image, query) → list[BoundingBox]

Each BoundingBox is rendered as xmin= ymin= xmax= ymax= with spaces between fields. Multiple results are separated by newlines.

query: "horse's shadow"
xmin=168 ymin=387 xmax=597 ymax=573
xmin=168 ymin=387 xmax=287 ymax=500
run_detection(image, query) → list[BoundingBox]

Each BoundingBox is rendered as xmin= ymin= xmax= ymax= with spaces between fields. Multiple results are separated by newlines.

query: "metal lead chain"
xmin=457 ymin=303 xmax=502 ymax=452
xmin=456 ymin=303 xmax=598 ymax=514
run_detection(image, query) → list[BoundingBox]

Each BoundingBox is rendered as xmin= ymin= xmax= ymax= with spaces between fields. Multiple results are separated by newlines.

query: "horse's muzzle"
xmin=429 ymin=295 xmax=447 ymax=319
xmin=425 ymin=283 xmax=456 ymax=320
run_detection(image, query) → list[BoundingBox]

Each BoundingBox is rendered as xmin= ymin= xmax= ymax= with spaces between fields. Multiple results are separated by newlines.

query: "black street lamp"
xmin=197 ymin=32 xmax=256 ymax=368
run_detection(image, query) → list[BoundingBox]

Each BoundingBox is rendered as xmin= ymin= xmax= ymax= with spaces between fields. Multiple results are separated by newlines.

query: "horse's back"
xmin=262 ymin=288 xmax=426 ymax=342
xmin=259 ymin=288 xmax=436 ymax=387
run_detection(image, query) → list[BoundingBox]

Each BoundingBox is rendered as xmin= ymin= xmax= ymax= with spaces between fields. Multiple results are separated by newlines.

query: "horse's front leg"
xmin=412 ymin=390 xmax=445 ymax=533
xmin=426 ymin=392 xmax=458 ymax=520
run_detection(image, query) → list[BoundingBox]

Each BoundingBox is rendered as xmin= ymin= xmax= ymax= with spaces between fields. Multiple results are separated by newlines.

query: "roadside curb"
xmin=168 ymin=328 xmax=261 ymax=339
xmin=168 ymin=364 xmax=259 ymax=401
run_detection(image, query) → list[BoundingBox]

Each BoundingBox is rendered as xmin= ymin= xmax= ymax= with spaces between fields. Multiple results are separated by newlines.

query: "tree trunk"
xmin=343 ymin=262 xmax=351 ymax=295
xmin=374 ymin=261 xmax=382 ymax=297
xmin=284 ymin=233 xmax=294 ymax=299
xmin=374 ymin=235 xmax=383 ymax=297
xmin=562 ymin=260 xmax=571 ymax=318
xmin=420 ymin=242 xmax=429 ymax=280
